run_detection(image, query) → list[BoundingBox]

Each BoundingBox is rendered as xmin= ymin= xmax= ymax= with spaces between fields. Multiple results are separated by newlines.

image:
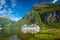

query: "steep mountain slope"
xmin=17 ymin=2 xmax=60 ymax=29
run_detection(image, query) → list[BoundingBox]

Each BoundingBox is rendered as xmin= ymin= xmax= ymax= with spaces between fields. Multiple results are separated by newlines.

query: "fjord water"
xmin=0 ymin=28 xmax=20 ymax=40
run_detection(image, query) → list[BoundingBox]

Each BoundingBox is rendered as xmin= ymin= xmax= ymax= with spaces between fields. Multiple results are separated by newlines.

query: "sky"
xmin=0 ymin=0 xmax=60 ymax=21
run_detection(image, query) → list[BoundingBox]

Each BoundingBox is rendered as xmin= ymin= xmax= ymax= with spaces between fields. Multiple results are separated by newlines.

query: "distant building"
xmin=21 ymin=24 xmax=40 ymax=34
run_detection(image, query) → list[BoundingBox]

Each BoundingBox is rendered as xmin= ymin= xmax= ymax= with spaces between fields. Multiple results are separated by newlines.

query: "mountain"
xmin=0 ymin=16 xmax=15 ymax=27
xmin=17 ymin=2 xmax=60 ymax=29
xmin=0 ymin=16 xmax=16 ymax=35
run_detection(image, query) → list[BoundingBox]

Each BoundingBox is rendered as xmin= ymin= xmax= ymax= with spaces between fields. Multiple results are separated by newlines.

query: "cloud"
xmin=8 ymin=8 xmax=12 ymax=14
xmin=10 ymin=0 xmax=16 ymax=8
xmin=10 ymin=17 xmax=22 ymax=21
xmin=0 ymin=5 xmax=3 ymax=9
xmin=0 ymin=0 xmax=21 ymax=22
xmin=52 ymin=0 xmax=58 ymax=3
xmin=0 ymin=0 xmax=6 ymax=5
xmin=0 ymin=15 xmax=7 ymax=17
xmin=0 ymin=9 xmax=7 ymax=14
xmin=0 ymin=0 xmax=6 ymax=10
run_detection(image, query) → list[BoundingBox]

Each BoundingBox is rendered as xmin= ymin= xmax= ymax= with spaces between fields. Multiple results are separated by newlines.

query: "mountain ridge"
xmin=16 ymin=2 xmax=60 ymax=29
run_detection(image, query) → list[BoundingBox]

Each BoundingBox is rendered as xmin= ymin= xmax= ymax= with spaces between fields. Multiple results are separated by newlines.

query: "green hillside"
xmin=15 ymin=2 xmax=60 ymax=40
xmin=0 ymin=16 xmax=15 ymax=27
xmin=0 ymin=16 xmax=16 ymax=37
xmin=17 ymin=2 xmax=60 ymax=29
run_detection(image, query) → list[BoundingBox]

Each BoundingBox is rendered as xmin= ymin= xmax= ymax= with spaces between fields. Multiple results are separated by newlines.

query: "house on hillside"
xmin=21 ymin=24 xmax=40 ymax=34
